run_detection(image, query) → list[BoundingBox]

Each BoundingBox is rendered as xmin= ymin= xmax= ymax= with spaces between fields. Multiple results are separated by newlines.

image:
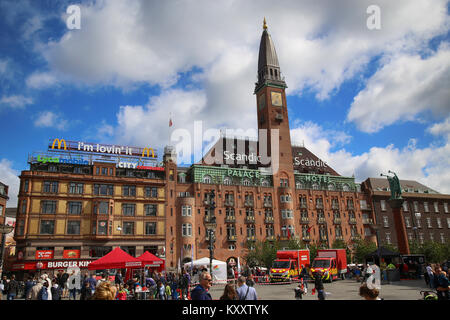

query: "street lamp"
xmin=0 ymin=224 xmax=14 ymax=275
xmin=204 ymin=190 xmax=216 ymax=280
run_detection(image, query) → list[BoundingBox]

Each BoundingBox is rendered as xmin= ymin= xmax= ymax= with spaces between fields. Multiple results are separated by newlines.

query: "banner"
xmin=36 ymin=250 xmax=54 ymax=260
xmin=63 ymin=250 xmax=81 ymax=259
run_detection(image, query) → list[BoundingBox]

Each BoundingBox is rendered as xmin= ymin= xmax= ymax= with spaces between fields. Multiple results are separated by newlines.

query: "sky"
xmin=0 ymin=0 xmax=449 ymax=207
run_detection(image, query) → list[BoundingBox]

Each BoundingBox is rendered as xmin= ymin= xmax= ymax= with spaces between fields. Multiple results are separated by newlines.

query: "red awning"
xmin=88 ymin=248 xmax=142 ymax=270
xmin=137 ymin=251 xmax=165 ymax=270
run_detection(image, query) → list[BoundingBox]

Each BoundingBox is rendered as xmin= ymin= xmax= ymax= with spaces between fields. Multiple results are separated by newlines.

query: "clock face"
xmin=271 ymin=91 xmax=282 ymax=107
xmin=258 ymin=94 xmax=266 ymax=110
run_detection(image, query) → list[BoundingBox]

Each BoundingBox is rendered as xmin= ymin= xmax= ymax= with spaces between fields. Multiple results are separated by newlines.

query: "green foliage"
xmin=408 ymin=240 xmax=450 ymax=263
xmin=307 ymin=243 xmax=319 ymax=262
xmin=244 ymin=240 xmax=280 ymax=269
xmin=352 ymin=238 xmax=378 ymax=263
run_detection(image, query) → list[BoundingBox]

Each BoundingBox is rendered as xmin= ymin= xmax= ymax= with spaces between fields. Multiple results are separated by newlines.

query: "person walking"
xmin=220 ymin=283 xmax=238 ymax=300
xmin=115 ymin=271 xmax=124 ymax=286
xmin=426 ymin=264 xmax=435 ymax=289
xmin=38 ymin=280 xmax=50 ymax=300
xmin=86 ymin=273 xmax=97 ymax=296
xmin=80 ymin=281 xmax=93 ymax=300
xmin=236 ymin=276 xmax=258 ymax=300
xmin=59 ymin=270 xmax=69 ymax=298
xmin=190 ymin=272 xmax=213 ymax=300
xmin=435 ymin=268 xmax=449 ymax=300
xmin=24 ymin=276 xmax=35 ymax=300
xmin=51 ymin=279 xmax=62 ymax=300
xmin=313 ymin=271 xmax=325 ymax=301
xmin=6 ymin=274 xmax=19 ymax=300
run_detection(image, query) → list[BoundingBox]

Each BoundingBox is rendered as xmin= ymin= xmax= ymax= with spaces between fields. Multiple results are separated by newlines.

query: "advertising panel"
xmin=63 ymin=249 xmax=81 ymax=259
xmin=35 ymin=250 xmax=54 ymax=260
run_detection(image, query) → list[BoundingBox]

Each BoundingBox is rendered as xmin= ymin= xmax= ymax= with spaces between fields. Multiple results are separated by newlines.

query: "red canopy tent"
xmin=137 ymin=251 xmax=165 ymax=272
xmin=88 ymin=247 xmax=142 ymax=270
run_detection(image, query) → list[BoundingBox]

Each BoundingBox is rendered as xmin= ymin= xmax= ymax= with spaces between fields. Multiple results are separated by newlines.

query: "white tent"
xmin=184 ymin=257 xmax=227 ymax=283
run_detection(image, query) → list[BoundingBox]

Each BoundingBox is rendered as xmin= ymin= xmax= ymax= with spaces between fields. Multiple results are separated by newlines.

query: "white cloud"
xmin=26 ymin=72 xmax=58 ymax=89
xmin=347 ymin=45 xmax=450 ymax=133
xmin=0 ymin=95 xmax=33 ymax=108
xmin=0 ymin=59 xmax=8 ymax=74
xmin=34 ymin=111 xmax=68 ymax=130
xmin=290 ymin=123 xmax=450 ymax=194
xmin=0 ymin=159 xmax=20 ymax=207
xmin=427 ymin=116 xmax=450 ymax=140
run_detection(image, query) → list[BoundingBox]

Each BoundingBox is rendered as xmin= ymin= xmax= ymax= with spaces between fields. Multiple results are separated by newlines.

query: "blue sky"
xmin=0 ymin=0 xmax=449 ymax=206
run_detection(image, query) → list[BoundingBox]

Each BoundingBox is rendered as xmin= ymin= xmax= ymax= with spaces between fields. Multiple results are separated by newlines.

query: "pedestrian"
xmin=435 ymin=268 xmax=449 ymax=300
xmin=6 ymin=274 xmax=19 ymax=300
xmin=425 ymin=263 xmax=432 ymax=287
xmin=117 ymin=284 xmax=127 ymax=300
xmin=190 ymin=272 xmax=213 ymax=300
xmin=220 ymin=283 xmax=238 ymax=300
xmin=294 ymin=278 xmax=307 ymax=300
xmin=86 ymin=273 xmax=97 ymax=295
xmin=97 ymin=273 xmax=109 ymax=287
xmin=28 ymin=276 xmax=45 ymax=300
xmin=51 ymin=279 xmax=62 ymax=300
xmin=354 ymin=267 xmax=361 ymax=282
xmin=359 ymin=283 xmax=382 ymax=300
xmin=80 ymin=281 xmax=93 ymax=300
xmin=38 ymin=280 xmax=50 ymax=300
xmin=236 ymin=276 xmax=258 ymax=300
xmin=170 ymin=275 xmax=179 ymax=300
xmin=0 ymin=275 xmax=7 ymax=300
xmin=24 ymin=275 xmax=35 ymax=300
xmin=179 ymin=270 xmax=190 ymax=300
xmin=59 ymin=270 xmax=69 ymax=298
xmin=246 ymin=273 xmax=255 ymax=287
xmin=115 ymin=271 xmax=124 ymax=286
xmin=155 ymin=281 xmax=166 ymax=300
xmin=91 ymin=281 xmax=115 ymax=300
xmin=165 ymin=281 xmax=172 ymax=300
xmin=313 ymin=271 xmax=325 ymax=301
xmin=68 ymin=271 xmax=78 ymax=300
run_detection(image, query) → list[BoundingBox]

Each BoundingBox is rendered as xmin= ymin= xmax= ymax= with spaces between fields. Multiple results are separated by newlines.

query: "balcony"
xmin=319 ymin=236 xmax=328 ymax=242
xmin=331 ymin=203 xmax=340 ymax=210
xmin=333 ymin=218 xmax=342 ymax=224
xmin=225 ymin=215 xmax=236 ymax=223
xmin=302 ymin=235 xmax=311 ymax=241
xmin=300 ymin=217 xmax=309 ymax=224
xmin=247 ymin=236 xmax=256 ymax=242
xmin=351 ymin=235 xmax=360 ymax=241
xmin=205 ymin=233 xmax=216 ymax=241
xmin=316 ymin=203 xmax=324 ymax=209
xmin=227 ymin=235 xmax=237 ymax=242
xmin=349 ymin=218 xmax=357 ymax=225
xmin=245 ymin=215 xmax=256 ymax=223
xmin=263 ymin=201 xmax=273 ymax=208
xmin=347 ymin=204 xmax=355 ymax=211
xmin=362 ymin=218 xmax=373 ymax=225
xmin=266 ymin=235 xmax=276 ymax=242
xmin=299 ymin=202 xmax=308 ymax=209
xmin=265 ymin=216 xmax=274 ymax=224
xmin=317 ymin=217 xmax=326 ymax=224
xmin=335 ymin=235 xmax=344 ymax=241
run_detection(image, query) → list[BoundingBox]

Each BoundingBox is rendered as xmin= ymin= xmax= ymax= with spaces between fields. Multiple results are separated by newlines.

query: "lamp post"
xmin=204 ymin=190 xmax=216 ymax=280
xmin=0 ymin=224 xmax=14 ymax=276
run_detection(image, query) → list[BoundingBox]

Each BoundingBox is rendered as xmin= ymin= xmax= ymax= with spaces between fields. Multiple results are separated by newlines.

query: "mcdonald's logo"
xmin=141 ymin=147 xmax=155 ymax=158
xmin=51 ymin=138 xmax=67 ymax=150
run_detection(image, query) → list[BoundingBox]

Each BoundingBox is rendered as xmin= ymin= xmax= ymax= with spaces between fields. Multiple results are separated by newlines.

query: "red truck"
xmin=310 ymin=249 xmax=347 ymax=282
xmin=269 ymin=249 xmax=310 ymax=282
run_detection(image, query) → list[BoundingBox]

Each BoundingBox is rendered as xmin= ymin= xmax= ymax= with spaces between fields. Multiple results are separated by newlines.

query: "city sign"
xmin=49 ymin=138 xmax=157 ymax=158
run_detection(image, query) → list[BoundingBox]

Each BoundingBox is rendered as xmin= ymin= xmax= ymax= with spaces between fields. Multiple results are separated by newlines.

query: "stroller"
xmin=419 ymin=290 xmax=438 ymax=300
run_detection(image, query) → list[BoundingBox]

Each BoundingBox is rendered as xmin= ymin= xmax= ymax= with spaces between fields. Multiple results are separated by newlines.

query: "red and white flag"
xmin=169 ymin=113 xmax=173 ymax=127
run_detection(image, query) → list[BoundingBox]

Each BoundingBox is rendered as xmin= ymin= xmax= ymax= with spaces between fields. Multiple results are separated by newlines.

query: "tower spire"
xmin=263 ymin=17 xmax=268 ymax=30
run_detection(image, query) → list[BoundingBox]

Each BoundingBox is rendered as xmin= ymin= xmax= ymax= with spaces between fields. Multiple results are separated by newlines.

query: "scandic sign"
xmin=49 ymin=138 xmax=157 ymax=158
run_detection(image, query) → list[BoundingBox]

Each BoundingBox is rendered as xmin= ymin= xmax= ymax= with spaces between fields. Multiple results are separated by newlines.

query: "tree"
xmin=332 ymin=240 xmax=352 ymax=263
xmin=352 ymin=238 xmax=377 ymax=263
xmin=243 ymin=240 xmax=280 ymax=269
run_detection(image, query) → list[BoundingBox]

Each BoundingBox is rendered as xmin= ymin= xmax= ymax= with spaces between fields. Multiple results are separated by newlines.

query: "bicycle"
xmin=419 ymin=290 xmax=438 ymax=300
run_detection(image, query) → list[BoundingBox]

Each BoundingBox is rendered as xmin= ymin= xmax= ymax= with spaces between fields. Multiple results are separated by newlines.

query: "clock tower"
xmin=255 ymin=18 xmax=294 ymax=188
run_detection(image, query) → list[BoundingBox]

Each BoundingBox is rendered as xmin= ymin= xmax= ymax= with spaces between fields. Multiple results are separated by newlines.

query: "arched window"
xmin=342 ymin=184 xmax=350 ymax=192
xmin=312 ymin=183 xmax=319 ymax=190
xmin=203 ymin=175 xmax=212 ymax=184
xmin=242 ymin=179 xmax=251 ymax=186
xmin=328 ymin=183 xmax=335 ymax=191
xmin=261 ymin=179 xmax=269 ymax=187
xmin=223 ymin=177 xmax=232 ymax=185
xmin=296 ymin=181 xmax=303 ymax=189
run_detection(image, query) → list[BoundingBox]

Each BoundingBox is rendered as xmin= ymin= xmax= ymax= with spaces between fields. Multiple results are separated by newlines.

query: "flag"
xmin=287 ymin=228 xmax=291 ymax=239
xmin=169 ymin=112 xmax=173 ymax=127
xmin=307 ymin=226 xmax=312 ymax=233
xmin=237 ymin=257 xmax=241 ymax=275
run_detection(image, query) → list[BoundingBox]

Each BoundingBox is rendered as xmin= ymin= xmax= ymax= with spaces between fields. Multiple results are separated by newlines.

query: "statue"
xmin=380 ymin=170 xmax=402 ymax=200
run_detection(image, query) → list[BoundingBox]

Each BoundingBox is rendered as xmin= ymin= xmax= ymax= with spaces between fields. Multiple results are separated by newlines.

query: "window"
xmin=424 ymin=202 xmax=429 ymax=212
xmin=101 ymin=167 xmax=108 ymax=175
xmin=43 ymin=181 xmax=58 ymax=193
xmin=74 ymin=167 xmax=82 ymax=174
xmin=145 ymin=187 xmax=158 ymax=198
xmin=385 ymin=232 xmax=391 ymax=244
xmin=97 ymin=202 xmax=109 ymax=215
xmin=413 ymin=201 xmax=419 ymax=212
xmin=122 ymin=185 xmax=136 ymax=197
xmin=67 ymin=221 xmax=81 ymax=235
xmin=447 ymin=218 xmax=450 ymax=228
xmin=419 ymin=233 xmax=424 ymax=244
xmin=97 ymin=221 xmax=108 ymax=235
xmin=380 ymin=200 xmax=386 ymax=211
xmin=203 ymin=175 xmax=212 ymax=184
xmin=436 ymin=218 xmax=442 ymax=228
xmin=24 ymin=180 xmax=29 ymax=192
xmin=145 ymin=204 xmax=157 ymax=216
xmin=122 ymin=204 xmax=136 ymax=216
xmin=328 ymin=183 xmax=335 ymax=191
xmin=247 ymin=224 xmax=256 ymax=237
xmin=17 ymin=220 xmax=24 ymax=236
xmin=342 ymin=184 xmax=350 ymax=192
xmin=444 ymin=203 xmax=448 ymax=213
xmin=109 ymin=168 xmax=113 ymax=176
xmin=281 ymin=210 xmax=294 ymax=219
xmin=182 ymin=223 xmax=192 ymax=237
xmin=123 ymin=222 xmax=134 ymax=235
xmin=145 ymin=222 xmax=157 ymax=235
xmin=280 ymin=179 xmax=288 ymax=187
xmin=416 ymin=219 xmax=421 ymax=228
xmin=426 ymin=217 xmax=432 ymax=228
xmin=402 ymin=201 xmax=408 ymax=211
xmin=40 ymin=220 xmax=55 ymax=234
xmin=21 ymin=199 xmax=27 ymax=214
xmin=41 ymin=200 xmax=56 ymax=214
xmin=440 ymin=233 xmax=445 ymax=244
xmin=242 ymin=179 xmax=251 ymax=186
xmin=181 ymin=206 xmax=191 ymax=217
xmin=404 ymin=216 xmax=411 ymax=228
xmin=89 ymin=246 xmax=112 ymax=258
xmin=383 ymin=216 xmax=389 ymax=227
xmin=223 ymin=177 xmax=232 ymax=185
xmin=266 ymin=224 xmax=274 ymax=237
xmin=312 ymin=183 xmax=319 ymax=190
xmin=261 ymin=180 xmax=270 ymax=187
xmin=94 ymin=184 xmax=114 ymax=196
xmin=360 ymin=200 xmax=367 ymax=210
xmin=434 ymin=202 xmax=439 ymax=213
xmin=69 ymin=183 xmax=84 ymax=194
xmin=430 ymin=233 xmax=434 ymax=241
xmin=68 ymin=201 xmax=82 ymax=215
xmin=296 ymin=181 xmax=303 ymax=189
